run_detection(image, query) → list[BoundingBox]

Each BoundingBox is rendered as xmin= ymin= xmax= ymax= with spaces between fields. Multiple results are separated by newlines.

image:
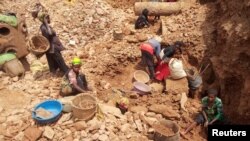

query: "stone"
xmin=98 ymin=134 xmax=108 ymax=141
xmin=64 ymin=129 xmax=72 ymax=136
xmin=0 ymin=116 xmax=6 ymax=124
xmin=149 ymin=83 xmax=164 ymax=93
xmin=43 ymin=126 xmax=55 ymax=140
xmin=64 ymin=135 xmax=74 ymax=141
xmin=88 ymin=119 xmax=102 ymax=131
xmin=148 ymin=128 xmax=155 ymax=133
xmin=96 ymin=8 xmax=105 ymax=15
xmin=126 ymin=134 xmax=132 ymax=139
xmin=99 ymin=104 xmax=125 ymax=119
xmin=136 ymin=34 xmax=148 ymax=42
xmin=62 ymin=120 xmax=74 ymax=125
xmin=130 ymin=106 xmax=148 ymax=113
xmin=24 ymin=127 xmax=43 ymax=141
xmin=58 ymin=113 xmax=72 ymax=124
xmin=100 ymin=124 xmax=105 ymax=130
xmin=145 ymin=112 xmax=156 ymax=117
xmin=12 ymin=76 xmax=19 ymax=82
xmin=91 ymin=133 xmax=99 ymax=140
xmin=69 ymin=40 xmax=76 ymax=46
xmin=180 ymin=92 xmax=188 ymax=112
xmin=74 ymin=121 xmax=87 ymax=131
xmin=149 ymin=104 xmax=180 ymax=119
xmin=80 ymin=130 xmax=88 ymax=137
xmin=126 ymin=36 xmax=138 ymax=43
xmin=14 ymin=131 xmax=24 ymax=141
xmin=0 ymin=106 xmax=3 ymax=113
xmin=120 ymin=123 xmax=130 ymax=133
xmin=135 ymin=119 xmax=143 ymax=132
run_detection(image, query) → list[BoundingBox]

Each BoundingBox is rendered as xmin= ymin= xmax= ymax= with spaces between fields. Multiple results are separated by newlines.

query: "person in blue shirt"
xmin=140 ymin=36 xmax=162 ymax=79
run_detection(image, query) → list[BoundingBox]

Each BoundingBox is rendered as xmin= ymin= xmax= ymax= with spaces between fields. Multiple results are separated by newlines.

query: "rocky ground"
xmin=2 ymin=0 xmax=247 ymax=141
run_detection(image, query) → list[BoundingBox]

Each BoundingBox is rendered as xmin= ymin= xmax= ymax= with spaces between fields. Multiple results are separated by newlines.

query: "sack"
xmin=60 ymin=76 xmax=73 ymax=96
xmin=3 ymin=58 xmax=25 ymax=77
xmin=0 ymin=53 xmax=16 ymax=66
xmin=168 ymin=58 xmax=187 ymax=79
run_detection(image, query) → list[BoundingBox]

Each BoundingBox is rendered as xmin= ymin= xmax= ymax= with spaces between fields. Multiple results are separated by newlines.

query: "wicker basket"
xmin=154 ymin=119 xmax=180 ymax=141
xmin=72 ymin=93 xmax=97 ymax=121
xmin=29 ymin=35 xmax=50 ymax=56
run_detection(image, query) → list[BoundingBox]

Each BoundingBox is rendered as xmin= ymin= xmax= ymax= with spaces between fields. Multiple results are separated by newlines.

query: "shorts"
xmin=195 ymin=113 xmax=206 ymax=125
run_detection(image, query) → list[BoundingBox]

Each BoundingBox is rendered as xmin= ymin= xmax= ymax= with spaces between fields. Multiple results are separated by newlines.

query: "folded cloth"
xmin=155 ymin=61 xmax=170 ymax=81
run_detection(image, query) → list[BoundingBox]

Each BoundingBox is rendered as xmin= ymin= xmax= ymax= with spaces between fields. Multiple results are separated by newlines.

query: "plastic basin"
xmin=32 ymin=100 xmax=63 ymax=124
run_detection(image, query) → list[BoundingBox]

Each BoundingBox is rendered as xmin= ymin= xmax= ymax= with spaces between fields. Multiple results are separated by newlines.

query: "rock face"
xmin=200 ymin=0 xmax=250 ymax=124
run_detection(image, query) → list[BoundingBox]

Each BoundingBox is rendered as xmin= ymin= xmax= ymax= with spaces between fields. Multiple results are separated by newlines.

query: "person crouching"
xmin=60 ymin=57 xmax=91 ymax=96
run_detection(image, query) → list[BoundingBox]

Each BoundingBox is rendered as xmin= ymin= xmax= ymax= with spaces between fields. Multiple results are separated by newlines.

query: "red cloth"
xmin=155 ymin=61 xmax=170 ymax=81
xmin=140 ymin=43 xmax=154 ymax=55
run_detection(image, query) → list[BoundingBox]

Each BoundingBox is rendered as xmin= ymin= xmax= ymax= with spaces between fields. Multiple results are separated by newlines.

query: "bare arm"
xmin=72 ymin=82 xmax=87 ymax=93
xmin=44 ymin=17 xmax=52 ymax=35
xmin=202 ymin=110 xmax=208 ymax=121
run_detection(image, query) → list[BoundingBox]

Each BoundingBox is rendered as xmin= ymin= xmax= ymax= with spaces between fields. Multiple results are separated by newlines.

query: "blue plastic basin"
xmin=32 ymin=100 xmax=63 ymax=124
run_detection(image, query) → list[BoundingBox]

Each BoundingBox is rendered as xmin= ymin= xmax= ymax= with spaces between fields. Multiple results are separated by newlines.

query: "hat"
xmin=72 ymin=57 xmax=82 ymax=65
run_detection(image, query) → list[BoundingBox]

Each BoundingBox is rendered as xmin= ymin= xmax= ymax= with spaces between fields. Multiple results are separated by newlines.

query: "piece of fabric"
xmin=202 ymin=96 xmax=224 ymax=122
xmin=148 ymin=38 xmax=161 ymax=57
xmin=140 ymin=43 xmax=154 ymax=55
xmin=45 ymin=51 xmax=69 ymax=73
xmin=155 ymin=61 xmax=170 ymax=81
xmin=0 ymin=14 xmax=17 ymax=27
xmin=72 ymin=57 xmax=82 ymax=65
xmin=37 ymin=11 xmax=48 ymax=22
xmin=141 ymin=50 xmax=155 ymax=79
xmin=195 ymin=113 xmax=206 ymax=124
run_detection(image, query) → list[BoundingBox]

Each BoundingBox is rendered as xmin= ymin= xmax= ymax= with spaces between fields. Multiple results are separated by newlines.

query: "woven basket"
xmin=72 ymin=93 xmax=97 ymax=121
xmin=29 ymin=35 xmax=50 ymax=56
